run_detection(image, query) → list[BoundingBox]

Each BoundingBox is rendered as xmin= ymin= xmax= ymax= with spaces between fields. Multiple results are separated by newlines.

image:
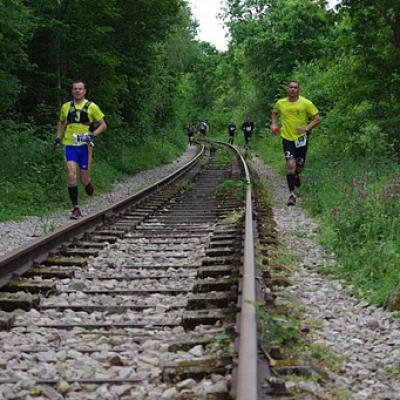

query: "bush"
xmin=0 ymin=123 xmax=186 ymax=221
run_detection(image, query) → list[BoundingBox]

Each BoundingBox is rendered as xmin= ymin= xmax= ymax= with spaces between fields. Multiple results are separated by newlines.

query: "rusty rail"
xmin=217 ymin=142 xmax=258 ymax=399
xmin=0 ymin=145 xmax=204 ymax=288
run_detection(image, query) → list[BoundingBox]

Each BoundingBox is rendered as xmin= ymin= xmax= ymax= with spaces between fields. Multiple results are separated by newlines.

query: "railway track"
xmin=0 ymin=143 xmax=260 ymax=399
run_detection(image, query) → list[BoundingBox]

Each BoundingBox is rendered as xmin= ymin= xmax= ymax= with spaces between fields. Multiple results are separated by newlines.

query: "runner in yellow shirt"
xmin=271 ymin=81 xmax=321 ymax=206
xmin=54 ymin=80 xmax=107 ymax=219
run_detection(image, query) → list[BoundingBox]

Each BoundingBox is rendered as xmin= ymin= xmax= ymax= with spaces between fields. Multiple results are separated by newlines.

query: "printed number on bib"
xmin=295 ymin=135 xmax=307 ymax=148
xmin=73 ymin=133 xmax=92 ymax=146
xmin=72 ymin=134 xmax=85 ymax=146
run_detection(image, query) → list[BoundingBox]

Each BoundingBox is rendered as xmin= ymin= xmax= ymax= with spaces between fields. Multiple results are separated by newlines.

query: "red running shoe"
xmin=85 ymin=182 xmax=94 ymax=196
xmin=70 ymin=207 xmax=82 ymax=220
xmin=287 ymin=193 xmax=296 ymax=206
xmin=294 ymin=173 xmax=301 ymax=188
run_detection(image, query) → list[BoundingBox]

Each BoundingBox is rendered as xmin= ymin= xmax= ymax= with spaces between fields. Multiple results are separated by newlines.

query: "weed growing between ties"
xmin=259 ymin=307 xmax=299 ymax=347
xmin=217 ymin=179 xmax=247 ymax=201
xmin=207 ymin=330 xmax=234 ymax=355
xmin=221 ymin=209 xmax=244 ymax=225
xmin=215 ymin=146 xmax=233 ymax=167
xmin=181 ymin=179 xmax=194 ymax=191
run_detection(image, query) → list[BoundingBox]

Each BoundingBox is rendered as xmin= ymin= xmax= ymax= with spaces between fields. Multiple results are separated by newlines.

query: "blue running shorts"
xmin=65 ymin=145 xmax=89 ymax=170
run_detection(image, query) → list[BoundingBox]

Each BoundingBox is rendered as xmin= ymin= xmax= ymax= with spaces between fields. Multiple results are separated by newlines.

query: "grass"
xmin=0 ymin=125 xmax=186 ymax=221
xmin=252 ymin=130 xmax=400 ymax=308
xmin=207 ymin=330 xmax=234 ymax=355
xmin=274 ymin=242 xmax=303 ymax=271
xmin=307 ymin=343 xmax=346 ymax=374
xmin=222 ymin=209 xmax=244 ymax=224
xmin=217 ymin=178 xmax=247 ymax=201
xmin=259 ymin=308 xmax=300 ymax=346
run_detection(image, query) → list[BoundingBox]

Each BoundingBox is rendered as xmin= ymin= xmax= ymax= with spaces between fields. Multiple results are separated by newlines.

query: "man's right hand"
xmin=54 ymin=137 xmax=61 ymax=149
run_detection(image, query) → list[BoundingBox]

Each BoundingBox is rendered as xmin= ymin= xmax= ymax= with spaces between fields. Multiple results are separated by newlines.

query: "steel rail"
xmin=0 ymin=145 xmax=204 ymax=288
xmin=216 ymin=142 xmax=258 ymax=399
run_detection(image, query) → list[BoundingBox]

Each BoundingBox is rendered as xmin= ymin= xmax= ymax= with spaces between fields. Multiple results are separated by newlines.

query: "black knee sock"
xmin=68 ymin=185 xmax=78 ymax=208
xmin=287 ymin=173 xmax=296 ymax=192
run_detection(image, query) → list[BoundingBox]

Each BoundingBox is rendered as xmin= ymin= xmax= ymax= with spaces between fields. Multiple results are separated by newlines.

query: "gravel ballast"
xmin=1 ymin=146 xmax=399 ymax=399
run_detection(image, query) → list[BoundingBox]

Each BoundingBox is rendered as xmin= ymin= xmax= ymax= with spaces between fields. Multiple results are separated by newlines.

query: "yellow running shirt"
xmin=59 ymin=99 xmax=104 ymax=146
xmin=272 ymin=96 xmax=318 ymax=141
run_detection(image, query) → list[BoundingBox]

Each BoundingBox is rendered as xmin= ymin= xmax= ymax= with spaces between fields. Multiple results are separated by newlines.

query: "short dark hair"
xmin=71 ymin=80 xmax=87 ymax=89
xmin=287 ymin=80 xmax=300 ymax=87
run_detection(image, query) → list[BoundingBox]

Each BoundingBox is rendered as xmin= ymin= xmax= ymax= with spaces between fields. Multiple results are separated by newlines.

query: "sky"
xmin=188 ymin=0 xmax=341 ymax=52
xmin=188 ymin=0 xmax=229 ymax=51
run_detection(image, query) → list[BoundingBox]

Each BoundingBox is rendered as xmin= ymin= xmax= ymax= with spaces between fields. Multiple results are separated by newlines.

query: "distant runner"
xmin=241 ymin=117 xmax=254 ymax=146
xmin=227 ymin=121 xmax=236 ymax=144
xmin=198 ymin=121 xmax=208 ymax=137
xmin=187 ymin=122 xmax=195 ymax=145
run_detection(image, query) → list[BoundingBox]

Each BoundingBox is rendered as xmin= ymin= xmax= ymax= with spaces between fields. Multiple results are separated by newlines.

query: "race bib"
xmin=294 ymin=135 xmax=307 ymax=148
xmin=72 ymin=133 xmax=88 ymax=146
xmin=245 ymin=126 xmax=251 ymax=132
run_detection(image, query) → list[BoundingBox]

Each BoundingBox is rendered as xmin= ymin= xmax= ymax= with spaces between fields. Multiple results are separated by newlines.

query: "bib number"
xmin=73 ymin=134 xmax=84 ymax=146
xmin=73 ymin=133 xmax=93 ymax=146
xmin=295 ymin=135 xmax=307 ymax=148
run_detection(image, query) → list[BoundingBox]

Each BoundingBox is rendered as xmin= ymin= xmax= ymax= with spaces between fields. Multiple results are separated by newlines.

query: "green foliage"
xmin=0 ymin=0 xmax=34 ymax=116
xmin=2 ymin=0 xmax=400 ymax=312
xmin=226 ymin=0 xmax=332 ymax=108
xmin=259 ymin=309 xmax=299 ymax=345
xmin=253 ymin=103 xmax=400 ymax=307
xmin=13 ymin=0 xmax=197 ymax=136
xmin=217 ymin=178 xmax=247 ymax=200
xmin=292 ymin=54 xmax=394 ymax=159
xmin=0 ymin=122 xmax=66 ymax=219
xmin=0 ymin=122 xmax=185 ymax=221
xmin=298 ymin=153 xmax=400 ymax=306
xmin=309 ymin=343 xmax=346 ymax=373
xmin=207 ymin=330 xmax=233 ymax=354
xmin=215 ymin=147 xmax=232 ymax=166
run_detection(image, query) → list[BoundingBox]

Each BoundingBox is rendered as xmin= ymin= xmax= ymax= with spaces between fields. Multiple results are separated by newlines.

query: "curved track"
xmin=0 ymin=143 xmax=260 ymax=399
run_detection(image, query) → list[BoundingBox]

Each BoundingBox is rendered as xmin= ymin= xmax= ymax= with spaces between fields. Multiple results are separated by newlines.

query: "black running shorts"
xmin=282 ymin=138 xmax=308 ymax=168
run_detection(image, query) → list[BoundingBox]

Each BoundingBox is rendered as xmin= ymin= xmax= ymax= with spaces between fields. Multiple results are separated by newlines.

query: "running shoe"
xmin=70 ymin=207 xmax=82 ymax=219
xmin=294 ymin=173 xmax=301 ymax=188
xmin=85 ymin=182 xmax=94 ymax=196
xmin=287 ymin=193 xmax=296 ymax=206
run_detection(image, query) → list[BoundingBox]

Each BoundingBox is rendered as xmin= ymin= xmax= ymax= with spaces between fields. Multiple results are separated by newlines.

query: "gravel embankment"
xmin=2 ymin=146 xmax=399 ymax=399
xmin=251 ymin=154 xmax=400 ymax=400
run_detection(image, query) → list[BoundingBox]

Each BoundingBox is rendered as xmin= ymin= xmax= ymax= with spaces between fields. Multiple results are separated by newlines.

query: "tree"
xmin=0 ymin=0 xmax=33 ymax=118
xmin=224 ymin=0 xmax=332 ymax=113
